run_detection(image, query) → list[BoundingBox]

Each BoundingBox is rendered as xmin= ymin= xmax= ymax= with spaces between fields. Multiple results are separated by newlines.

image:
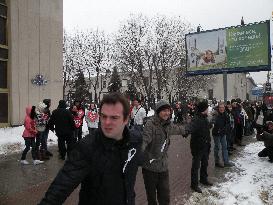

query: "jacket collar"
xmin=98 ymin=127 xmax=130 ymax=151
xmin=153 ymin=115 xmax=171 ymax=127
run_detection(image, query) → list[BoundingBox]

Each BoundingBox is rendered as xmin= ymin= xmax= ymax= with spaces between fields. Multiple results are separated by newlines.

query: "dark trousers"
xmin=88 ymin=128 xmax=97 ymax=136
xmin=258 ymin=147 xmax=273 ymax=160
xmin=235 ymin=124 xmax=243 ymax=143
xmin=191 ymin=143 xmax=210 ymax=188
xmin=57 ymin=134 xmax=75 ymax=158
xmin=75 ymin=127 xmax=82 ymax=142
xmin=43 ymin=129 xmax=49 ymax=151
xmin=142 ymin=168 xmax=170 ymax=205
xmin=21 ymin=138 xmax=36 ymax=160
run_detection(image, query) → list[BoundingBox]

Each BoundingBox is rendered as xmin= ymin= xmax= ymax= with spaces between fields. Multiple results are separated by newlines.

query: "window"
xmin=0 ymin=93 xmax=8 ymax=123
xmin=0 ymin=61 xmax=7 ymax=88
xmin=0 ymin=0 xmax=8 ymax=125
xmin=0 ymin=3 xmax=7 ymax=45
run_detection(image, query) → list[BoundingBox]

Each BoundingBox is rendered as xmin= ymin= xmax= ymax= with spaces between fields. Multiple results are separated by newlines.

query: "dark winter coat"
xmin=142 ymin=115 xmax=188 ymax=172
xmin=39 ymin=127 xmax=141 ymax=205
xmin=190 ymin=113 xmax=212 ymax=155
xmin=211 ymin=111 xmax=229 ymax=136
xmin=258 ymin=130 xmax=273 ymax=147
xmin=48 ymin=107 xmax=75 ymax=136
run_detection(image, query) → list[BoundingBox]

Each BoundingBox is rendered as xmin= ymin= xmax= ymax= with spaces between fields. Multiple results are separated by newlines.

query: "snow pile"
xmin=185 ymin=141 xmax=273 ymax=205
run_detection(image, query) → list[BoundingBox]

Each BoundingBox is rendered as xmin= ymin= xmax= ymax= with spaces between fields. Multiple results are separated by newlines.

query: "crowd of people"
xmin=19 ymin=93 xmax=273 ymax=205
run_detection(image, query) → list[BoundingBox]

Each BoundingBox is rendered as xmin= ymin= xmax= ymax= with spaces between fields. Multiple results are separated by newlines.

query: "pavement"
xmin=0 ymin=133 xmax=253 ymax=205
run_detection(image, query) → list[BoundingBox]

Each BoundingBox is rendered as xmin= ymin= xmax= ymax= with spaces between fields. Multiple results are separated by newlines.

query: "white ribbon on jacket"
xmin=123 ymin=148 xmax=137 ymax=173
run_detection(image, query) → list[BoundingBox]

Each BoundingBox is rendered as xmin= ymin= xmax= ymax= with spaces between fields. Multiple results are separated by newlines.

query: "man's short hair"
xmin=99 ymin=92 xmax=130 ymax=119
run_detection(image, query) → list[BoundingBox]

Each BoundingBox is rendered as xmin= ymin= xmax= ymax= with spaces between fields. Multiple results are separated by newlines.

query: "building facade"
xmin=199 ymin=73 xmax=255 ymax=101
xmin=0 ymin=0 xmax=63 ymax=127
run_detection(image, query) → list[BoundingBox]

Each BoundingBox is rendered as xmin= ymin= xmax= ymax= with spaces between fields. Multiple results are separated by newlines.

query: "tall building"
xmin=0 ymin=0 xmax=63 ymax=127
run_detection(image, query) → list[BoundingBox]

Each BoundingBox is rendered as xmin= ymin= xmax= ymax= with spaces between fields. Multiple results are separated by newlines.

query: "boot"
xmin=41 ymin=150 xmax=50 ymax=160
xmin=36 ymin=150 xmax=42 ymax=161
xmin=45 ymin=150 xmax=53 ymax=157
xmin=191 ymin=186 xmax=202 ymax=193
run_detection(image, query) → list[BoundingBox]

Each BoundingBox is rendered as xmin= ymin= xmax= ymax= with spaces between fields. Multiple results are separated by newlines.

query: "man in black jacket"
xmin=39 ymin=93 xmax=141 ymax=205
xmin=48 ymin=100 xmax=76 ymax=160
xmin=190 ymin=101 xmax=213 ymax=193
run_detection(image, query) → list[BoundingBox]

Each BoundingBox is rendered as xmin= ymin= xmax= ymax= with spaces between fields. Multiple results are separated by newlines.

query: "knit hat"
xmin=197 ymin=101 xmax=209 ymax=113
xmin=43 ymin=99 xmax=51 ymax=108
xmin=236 ymin=98 xmax=242 ymax=104
xmin=231 ymin=99 xmax=237 ymax=104
xmin=155 ymin=100 xmax=171 ymax=114
xmin=37 ymin=102 xmax=47 ymax=111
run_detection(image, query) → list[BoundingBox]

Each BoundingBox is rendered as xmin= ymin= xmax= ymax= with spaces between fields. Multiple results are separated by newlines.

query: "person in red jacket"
xmin=70 ymin=100 xmax=85 ymax=142
xmin=20 ymin=106 xmax=44 ymax=165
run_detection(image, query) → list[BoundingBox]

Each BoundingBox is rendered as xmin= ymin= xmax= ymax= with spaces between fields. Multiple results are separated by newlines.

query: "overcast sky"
xmin=64 ymin=0 xmax=273 ymax=84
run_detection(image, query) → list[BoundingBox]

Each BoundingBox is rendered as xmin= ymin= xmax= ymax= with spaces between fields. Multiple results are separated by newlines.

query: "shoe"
xmin=191 ymin=186 xmax=202 ymax=193
xmin=268 ymin=159 xmax=273 ymax=163
xmin=46 ymin=151 xmax=53 ymax=157
xmin=33 ymin=160 xmax=44 ymax=165
xmin=224 ymin=162 xmax=235 ymax=167
xmin=41 ymin=150 xmax=50 ymax=160
xmin=200 ymin=180 xmax=213 ymax=186
xmin=215 ymin=162 xmax=224 ymax=168
xmin=20 ymin=160 xmax=30 ymax=165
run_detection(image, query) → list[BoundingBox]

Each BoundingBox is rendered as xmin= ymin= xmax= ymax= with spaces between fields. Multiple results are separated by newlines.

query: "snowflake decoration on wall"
xmin=31 ymin=74 xmax=48 ymax=86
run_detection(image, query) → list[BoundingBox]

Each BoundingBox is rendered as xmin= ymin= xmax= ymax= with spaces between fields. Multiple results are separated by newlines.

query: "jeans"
xmin=35 ymin=131 xmax=47 ymax=151
xmin=142 ymin=168 xmax=170 ymax=205
xmin=21 ymin=138 xmax=36 ymax=160
xmin=213 ymin=135 xmax=229 ymax=164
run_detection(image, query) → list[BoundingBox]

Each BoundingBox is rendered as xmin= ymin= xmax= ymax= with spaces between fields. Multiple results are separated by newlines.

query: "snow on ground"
xmin=184 ymin=140 xmax=273 ymax=205
xmin=0 ymin=122 xmax=89 ymax=155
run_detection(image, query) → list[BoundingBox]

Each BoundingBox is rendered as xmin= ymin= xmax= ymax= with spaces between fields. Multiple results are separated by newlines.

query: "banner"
xmin=186 ymin=21 xmax=270 ymax=75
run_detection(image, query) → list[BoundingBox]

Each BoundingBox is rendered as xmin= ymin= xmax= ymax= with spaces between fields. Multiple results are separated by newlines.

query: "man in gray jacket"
xmin=141 ymin=100 xmax=189 ymax=205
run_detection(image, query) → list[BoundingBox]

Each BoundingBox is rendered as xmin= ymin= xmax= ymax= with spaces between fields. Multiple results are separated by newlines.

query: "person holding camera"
xmin=257 ymin=121 xmax=273 ymax=163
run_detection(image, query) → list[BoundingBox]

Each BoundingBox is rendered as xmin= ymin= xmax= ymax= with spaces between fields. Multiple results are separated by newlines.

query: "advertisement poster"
xmin=186 ymin=21 xmax=270 ymax=75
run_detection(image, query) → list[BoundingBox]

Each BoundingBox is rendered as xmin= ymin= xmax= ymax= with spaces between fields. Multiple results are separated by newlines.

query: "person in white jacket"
xmin=85 ymin=103 xmax=99 ymax=136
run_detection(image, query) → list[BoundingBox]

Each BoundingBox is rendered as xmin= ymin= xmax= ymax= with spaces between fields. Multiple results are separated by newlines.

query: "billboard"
xmin=186 ymin=21 xmax=271 ymax=75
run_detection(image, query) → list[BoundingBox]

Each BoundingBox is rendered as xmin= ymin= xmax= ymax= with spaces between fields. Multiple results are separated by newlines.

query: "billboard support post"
xmin=223 ymin=72 xmax=227 ymax=103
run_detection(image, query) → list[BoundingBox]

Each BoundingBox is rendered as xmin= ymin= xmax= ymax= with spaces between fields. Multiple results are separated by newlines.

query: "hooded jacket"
xmin=141 ymin=100 xmax=189 ymax=172
xmin=38 ymin=127 xmax=141 ymax=205
xmin=22 ymin=106 xmax=37 ymax=138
